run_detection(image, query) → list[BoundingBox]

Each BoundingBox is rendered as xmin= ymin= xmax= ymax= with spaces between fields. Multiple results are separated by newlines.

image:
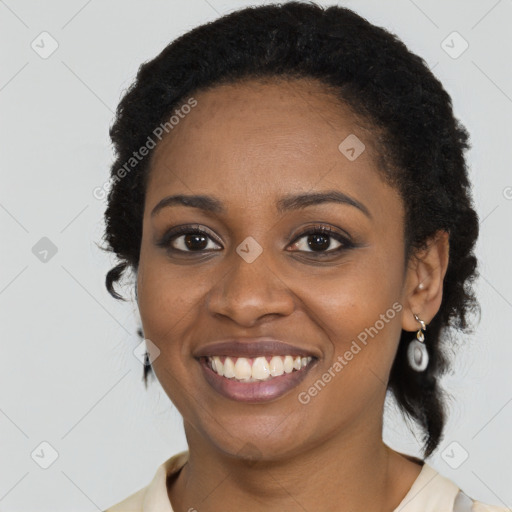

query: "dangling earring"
xmin=407 ymin=313 xmax=428 ymax=371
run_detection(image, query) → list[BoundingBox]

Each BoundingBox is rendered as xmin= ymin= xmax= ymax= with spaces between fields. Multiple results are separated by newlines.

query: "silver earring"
xmin=407 ymin=313 xmax=428 ymax=372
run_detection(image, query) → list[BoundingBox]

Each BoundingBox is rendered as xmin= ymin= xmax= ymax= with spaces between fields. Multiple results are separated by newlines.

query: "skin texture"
xmin=136 ymin=77 xmax=450 ymax=512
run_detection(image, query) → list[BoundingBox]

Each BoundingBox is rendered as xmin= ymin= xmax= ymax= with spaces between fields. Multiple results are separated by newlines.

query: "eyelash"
xmin=157 ymin=224 xmax=355 ymax=256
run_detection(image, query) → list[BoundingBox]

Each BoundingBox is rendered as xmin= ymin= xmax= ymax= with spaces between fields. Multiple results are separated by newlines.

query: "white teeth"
xmin=212 ymin=356 xmax=222 ymax=376
xmin=207 ymin=355 xmax=313 ymax=381
xmin=223 ymin=357 xmax=235 ymax=378
xmin=234 ymin=357 xmax=252 ymax=380
xmin=252 ymin=357 xmax=270 ymax=380
xmin=283 ymin=355 xmax=294 ymax=373
xmin=269 ymin=356 xmax=284 ymax=376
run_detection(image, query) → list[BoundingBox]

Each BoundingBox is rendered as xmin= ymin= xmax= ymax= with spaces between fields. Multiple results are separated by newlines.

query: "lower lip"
xmin=197 ymin=357 xmax=317 ymax=403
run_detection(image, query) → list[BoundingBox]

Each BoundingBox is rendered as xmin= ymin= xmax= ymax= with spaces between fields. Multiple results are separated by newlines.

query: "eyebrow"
xmin=151 ymin=190 xmax=371 ymax=218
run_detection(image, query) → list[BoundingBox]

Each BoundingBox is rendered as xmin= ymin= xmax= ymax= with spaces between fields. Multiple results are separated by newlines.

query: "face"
xmin=136 ymin=78 xmax=410 ymax=461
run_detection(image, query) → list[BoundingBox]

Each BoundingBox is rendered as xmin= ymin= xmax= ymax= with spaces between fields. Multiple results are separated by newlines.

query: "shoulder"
xmin=102 ymin=450 xmax=189 ymax=512
xmin=471 ymin=501 xmax=510 ymax=512
xmin=441 ymin=474 xmax=508 ymax=512
xmin=393 ymin=458 xmax=508 ymax=512
xmin=451 ymin=475 xmax=509 ymax=511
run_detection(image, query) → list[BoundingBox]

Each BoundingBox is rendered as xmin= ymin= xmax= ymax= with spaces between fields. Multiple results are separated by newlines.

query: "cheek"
xmin=301 ymin=249 xmax=405 ymax=365
xmin=136 ymin=259 xmax=202 ymax=410
xmin=136 ymin=254 xmax=220 ymax=376
xmin=136 ymin=257 xmax=196 ymax=351
xmin=138 ymin=235 xmax=194 ymax=308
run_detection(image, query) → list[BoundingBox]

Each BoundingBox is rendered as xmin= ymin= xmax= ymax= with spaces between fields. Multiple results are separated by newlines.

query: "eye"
xmin=157 ymin=225 xmax=222 ymax=253
xmin=157 ymin=223 xmax=354 ymax=256
xmin=288 ymin=225 xmax=353 ymax=254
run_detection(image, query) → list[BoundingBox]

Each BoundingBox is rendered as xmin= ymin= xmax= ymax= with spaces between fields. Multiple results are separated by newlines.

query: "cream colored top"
xmin=104 ymin=451 xmax=507 ymax=511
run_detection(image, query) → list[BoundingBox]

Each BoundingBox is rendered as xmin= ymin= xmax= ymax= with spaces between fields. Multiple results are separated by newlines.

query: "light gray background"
xmin=1 ymin=0 xmax=511 ymax=510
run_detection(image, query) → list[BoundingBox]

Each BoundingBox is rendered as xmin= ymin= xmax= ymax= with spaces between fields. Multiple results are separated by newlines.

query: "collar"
xmin=140 ymin=451 xmax=460 ymax=512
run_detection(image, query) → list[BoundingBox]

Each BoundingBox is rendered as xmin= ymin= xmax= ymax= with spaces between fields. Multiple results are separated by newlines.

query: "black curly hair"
xmin=100 ymin=1 xmax=480 ymax=459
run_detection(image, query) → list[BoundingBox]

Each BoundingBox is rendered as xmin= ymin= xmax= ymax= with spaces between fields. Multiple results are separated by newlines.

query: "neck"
xmin=167 ymin=414 xmax=417 ymax=512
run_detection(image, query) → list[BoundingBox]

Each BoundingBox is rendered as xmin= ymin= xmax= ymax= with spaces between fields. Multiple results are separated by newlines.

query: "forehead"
xmin=151 ymin=78 xmax=366 ymax=159
xmin=145 ymin=77 xmax=392 ymax=214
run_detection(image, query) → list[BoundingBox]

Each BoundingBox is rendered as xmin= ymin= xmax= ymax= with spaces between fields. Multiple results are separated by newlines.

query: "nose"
xmin=206 ymin=248 xmax=295 ymax=327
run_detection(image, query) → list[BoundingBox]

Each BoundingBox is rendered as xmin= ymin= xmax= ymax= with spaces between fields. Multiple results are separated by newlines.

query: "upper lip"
xmin=193 ymin=338 xmax=319 ymax=359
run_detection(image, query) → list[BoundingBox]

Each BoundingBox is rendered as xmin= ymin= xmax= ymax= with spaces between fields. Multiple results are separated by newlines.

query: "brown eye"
xmin=157 ymin=225 xmax=222 ymax=253
xmin=289 ymin=226 xmax=353 ymax=254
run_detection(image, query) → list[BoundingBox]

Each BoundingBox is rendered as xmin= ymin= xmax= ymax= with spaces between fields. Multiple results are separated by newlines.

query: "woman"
xmin=101 ymin=2 xmax=506 ymax=511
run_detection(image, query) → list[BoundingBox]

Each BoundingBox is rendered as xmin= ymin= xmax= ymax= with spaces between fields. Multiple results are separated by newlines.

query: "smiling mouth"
xmin=202 ymin=355 xmax=315 ymax=382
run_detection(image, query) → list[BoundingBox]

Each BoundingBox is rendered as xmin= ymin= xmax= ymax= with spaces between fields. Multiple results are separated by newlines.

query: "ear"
xmin=401 ymin=230 xmax=450 ymax=332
